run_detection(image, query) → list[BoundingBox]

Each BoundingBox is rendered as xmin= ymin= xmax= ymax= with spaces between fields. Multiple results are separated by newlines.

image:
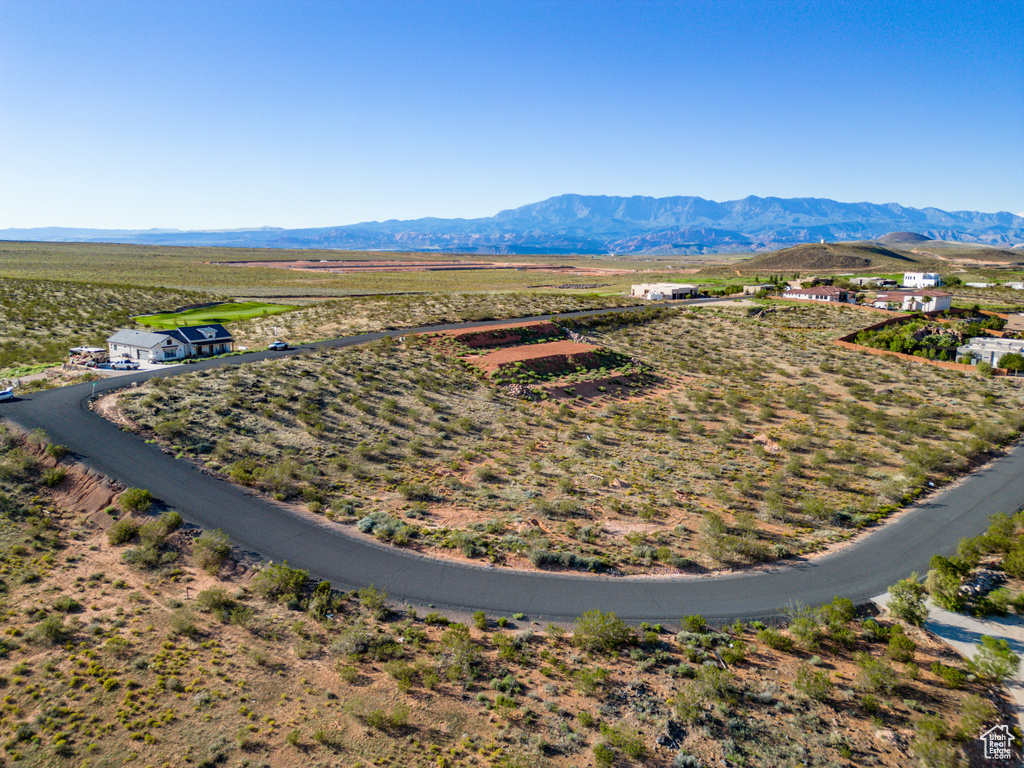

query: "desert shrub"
xmin=358 ymin=585 xmax=390 ymax=620
xmin=954 ymin=693 xmax=997 ymax=741
xmin=573 ymin=667 xmax=609 ymax=695
xmin=40 ymin=467 xmax=67 ymax=487
xmin=794 ymin=665 xmax=833 ymax=700
xmin=599 ymin=722 xmax=645 ymax=760
xmin=45 ymin=444 xmax=70 ymax=461
xmin=122 ymin=543 xmax=178 ymax=570
xmin=118 ymin=488 xmax=153 ymax=514
xmin=925 ymin=563 xmax=965 ymax=612
xmin=193 ymin=529 xmax=231 ymax=573
xmin=856 ymin=653 xmax=897 ymax=694
xmin=107 ymin=518 xmax=140 ymax=545
xmin=888 ymin=574 xmax=927 ymax=626
xmin=968 ymin=635 xmax=1020 ymax=683
xmin=252 ymin=562 xmax=308 ymax=603
xmin=139 ymin=510 xmax=182 ymax=546
xmin=52 ymin=595 xmax=82 ymax=613
xmin=169 ymin=608 xmax=198 ymax=637
xmin=756 ymin=627 xmax=793 ymax=652
xmin=196 ymin=588 xmax=236 ymax=621
xmin=911 ymin=715 xmax=963 ymax=768
xmin=930 ymin=662 xmax=966 ymax=689
xmin=681 ymin=615 xmax=707 ymax=633
xmin=438 ymin=623 xmax=481 ymax=682
xmin=887 ymin=633 xmax=916 ymax=663
xmin=573 ymin=610 xmax=633 ymax=653
xmin=34 ymin=615 xmax=71 ymax=645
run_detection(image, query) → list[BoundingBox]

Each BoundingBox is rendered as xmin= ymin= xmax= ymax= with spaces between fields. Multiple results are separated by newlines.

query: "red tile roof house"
xmin=782 ymin=286 xmax=854 ymax=303
xmin=872 ymin=290 xmax=952 ymax=313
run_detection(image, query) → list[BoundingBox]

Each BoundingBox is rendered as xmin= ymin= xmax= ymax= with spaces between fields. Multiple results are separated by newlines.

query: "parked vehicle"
xmin=110 ymin=359 xmax=140 ymax=370
xmin=268 ymin=340 xmax=289 ymax=351
xmin=0 ymin=387 xmax=14 ymax=401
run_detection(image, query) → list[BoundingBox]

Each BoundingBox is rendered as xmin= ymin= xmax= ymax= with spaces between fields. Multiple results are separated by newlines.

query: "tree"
xmin=998 ymin=352 xmax=1024 ymax=372
xmin=969 ymin=636 xmax=1020 ymax=683
xmin=888 ymin=573 xmax=928 ymax=626
xmin=573 ymin=610 xmax=633 ymax=653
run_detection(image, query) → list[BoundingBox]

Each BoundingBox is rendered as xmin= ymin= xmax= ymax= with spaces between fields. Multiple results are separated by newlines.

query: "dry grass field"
xmin=115 ymin=303 xmax=1024 ymax=575
xmin=0 ymin=426 xmax=1015 ymax=768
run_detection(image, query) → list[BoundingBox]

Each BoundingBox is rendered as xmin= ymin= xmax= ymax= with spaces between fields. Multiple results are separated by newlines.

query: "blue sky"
xmin=2 ymin=0 xmax=1022 ymax=229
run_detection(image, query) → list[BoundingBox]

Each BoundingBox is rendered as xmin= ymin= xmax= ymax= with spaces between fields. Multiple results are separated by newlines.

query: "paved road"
xmin=4 ymin=303 xmax=1024 ymax=623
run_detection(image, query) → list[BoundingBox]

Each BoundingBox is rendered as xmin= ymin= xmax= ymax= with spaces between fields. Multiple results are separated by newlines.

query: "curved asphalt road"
xmin=4 ymin=303 xmax=1023 ymax=623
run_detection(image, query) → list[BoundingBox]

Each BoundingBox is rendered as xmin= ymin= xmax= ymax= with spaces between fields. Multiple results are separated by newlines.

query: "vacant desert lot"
xmin=117 ymin=303 xmax=1024 ymax=575
xmin=0 ymin=424 xmax=1010 ymax=768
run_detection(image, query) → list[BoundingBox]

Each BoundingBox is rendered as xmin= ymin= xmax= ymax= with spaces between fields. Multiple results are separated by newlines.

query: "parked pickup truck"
xmin=110 ymin=359 xmax=140 ymax=370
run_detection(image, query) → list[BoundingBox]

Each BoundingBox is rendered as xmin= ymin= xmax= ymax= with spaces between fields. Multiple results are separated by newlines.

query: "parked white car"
xmin=110 ymin=359 xmax=140 ymax=370
xmin=0 ymin=387 xmax=14 ymax=401
xmin=268 ymin=340 xmax=289 ymax=351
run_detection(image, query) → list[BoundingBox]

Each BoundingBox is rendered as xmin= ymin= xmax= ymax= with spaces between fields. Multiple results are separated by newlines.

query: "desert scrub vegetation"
xmin=0 ymin=276 xmax=215 ymax=369
xmin=0 ymin=432 xmax=1013 ymax=768
xmin=229 ymin=289 xmax=639 ymax=348
xmin=118 ymin=302 xmax=1024 ymax=574
xmin=920 ymin=509 xmax=1024 ymax=620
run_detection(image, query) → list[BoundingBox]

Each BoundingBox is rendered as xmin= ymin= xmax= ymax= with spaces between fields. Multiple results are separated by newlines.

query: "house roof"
xmin=158 ymin=323 xmax=233 ymax=343
xmin=785 ymin=286 xmax=847 ymax=297
xmin=107 ymin=329 xmax=183 ymax=349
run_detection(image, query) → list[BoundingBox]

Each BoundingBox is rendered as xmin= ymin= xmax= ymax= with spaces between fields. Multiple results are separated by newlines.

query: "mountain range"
xmin=4 ymin=195 xmax=1023 ymax=255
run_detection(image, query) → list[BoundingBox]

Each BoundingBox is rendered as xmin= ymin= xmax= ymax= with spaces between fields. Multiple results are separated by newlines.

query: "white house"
xmin=873 ymin=290 xmax=952 ymax=313
xmin=903 ymin=272 xmax=943 ymax=288
xmin=107 ymin=330 xmax=187 ymax=362
xmin=956 ymin=337 xmax=1024 ymax=367
xmin=630 ymin=283 xmax=698 ymax=300
xmin=106 ymin=323 xmax=234 ymax=363
xmin=782 ymin=286 xmax=853 ymax=303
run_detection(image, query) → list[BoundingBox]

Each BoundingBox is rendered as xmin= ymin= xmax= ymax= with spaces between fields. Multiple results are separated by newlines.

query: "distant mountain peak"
xmin=2 ymin=194 xmax=1022 ymax=254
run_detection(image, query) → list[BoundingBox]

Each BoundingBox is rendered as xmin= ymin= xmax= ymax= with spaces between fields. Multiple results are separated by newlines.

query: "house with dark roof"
xmin=107 ymin=323 xmax=233 ymax=363
xmin=165 ymin=324 xmax=234 ymax=357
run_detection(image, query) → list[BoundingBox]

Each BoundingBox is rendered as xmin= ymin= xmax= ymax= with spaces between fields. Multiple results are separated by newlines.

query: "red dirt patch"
xmin=472 ymin=340 xmax=601 ymax=376
xmin=211 ymin=259 xmax=634 ymax=276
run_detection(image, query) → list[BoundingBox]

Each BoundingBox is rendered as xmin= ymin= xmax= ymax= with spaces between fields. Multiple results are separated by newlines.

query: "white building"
xmin=873 ymin=290 xmax=952 ymax=313
xmin=630 ymin=283 xmax=698 ymax=300
xmin=782 ymin=286 xmax=854 ymax=303
xmin=107 ymin=323 xmax=234 ymax=363
xmin=903 ymin=272 xmax=943 ymax=288
xmin=956 ymin=337 xmax=1024 ymax=367
xmin=107 ymin=330 xmax=187 ymax=362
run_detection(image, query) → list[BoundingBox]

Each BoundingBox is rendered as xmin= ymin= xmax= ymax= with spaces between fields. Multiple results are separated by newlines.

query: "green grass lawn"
xmin=134 ymin=301 xmax=299 ymax=329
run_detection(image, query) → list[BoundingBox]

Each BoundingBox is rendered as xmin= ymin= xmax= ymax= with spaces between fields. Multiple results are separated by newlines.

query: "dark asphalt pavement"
xmin=4 ymin=301 xmax=1021 ymax=622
